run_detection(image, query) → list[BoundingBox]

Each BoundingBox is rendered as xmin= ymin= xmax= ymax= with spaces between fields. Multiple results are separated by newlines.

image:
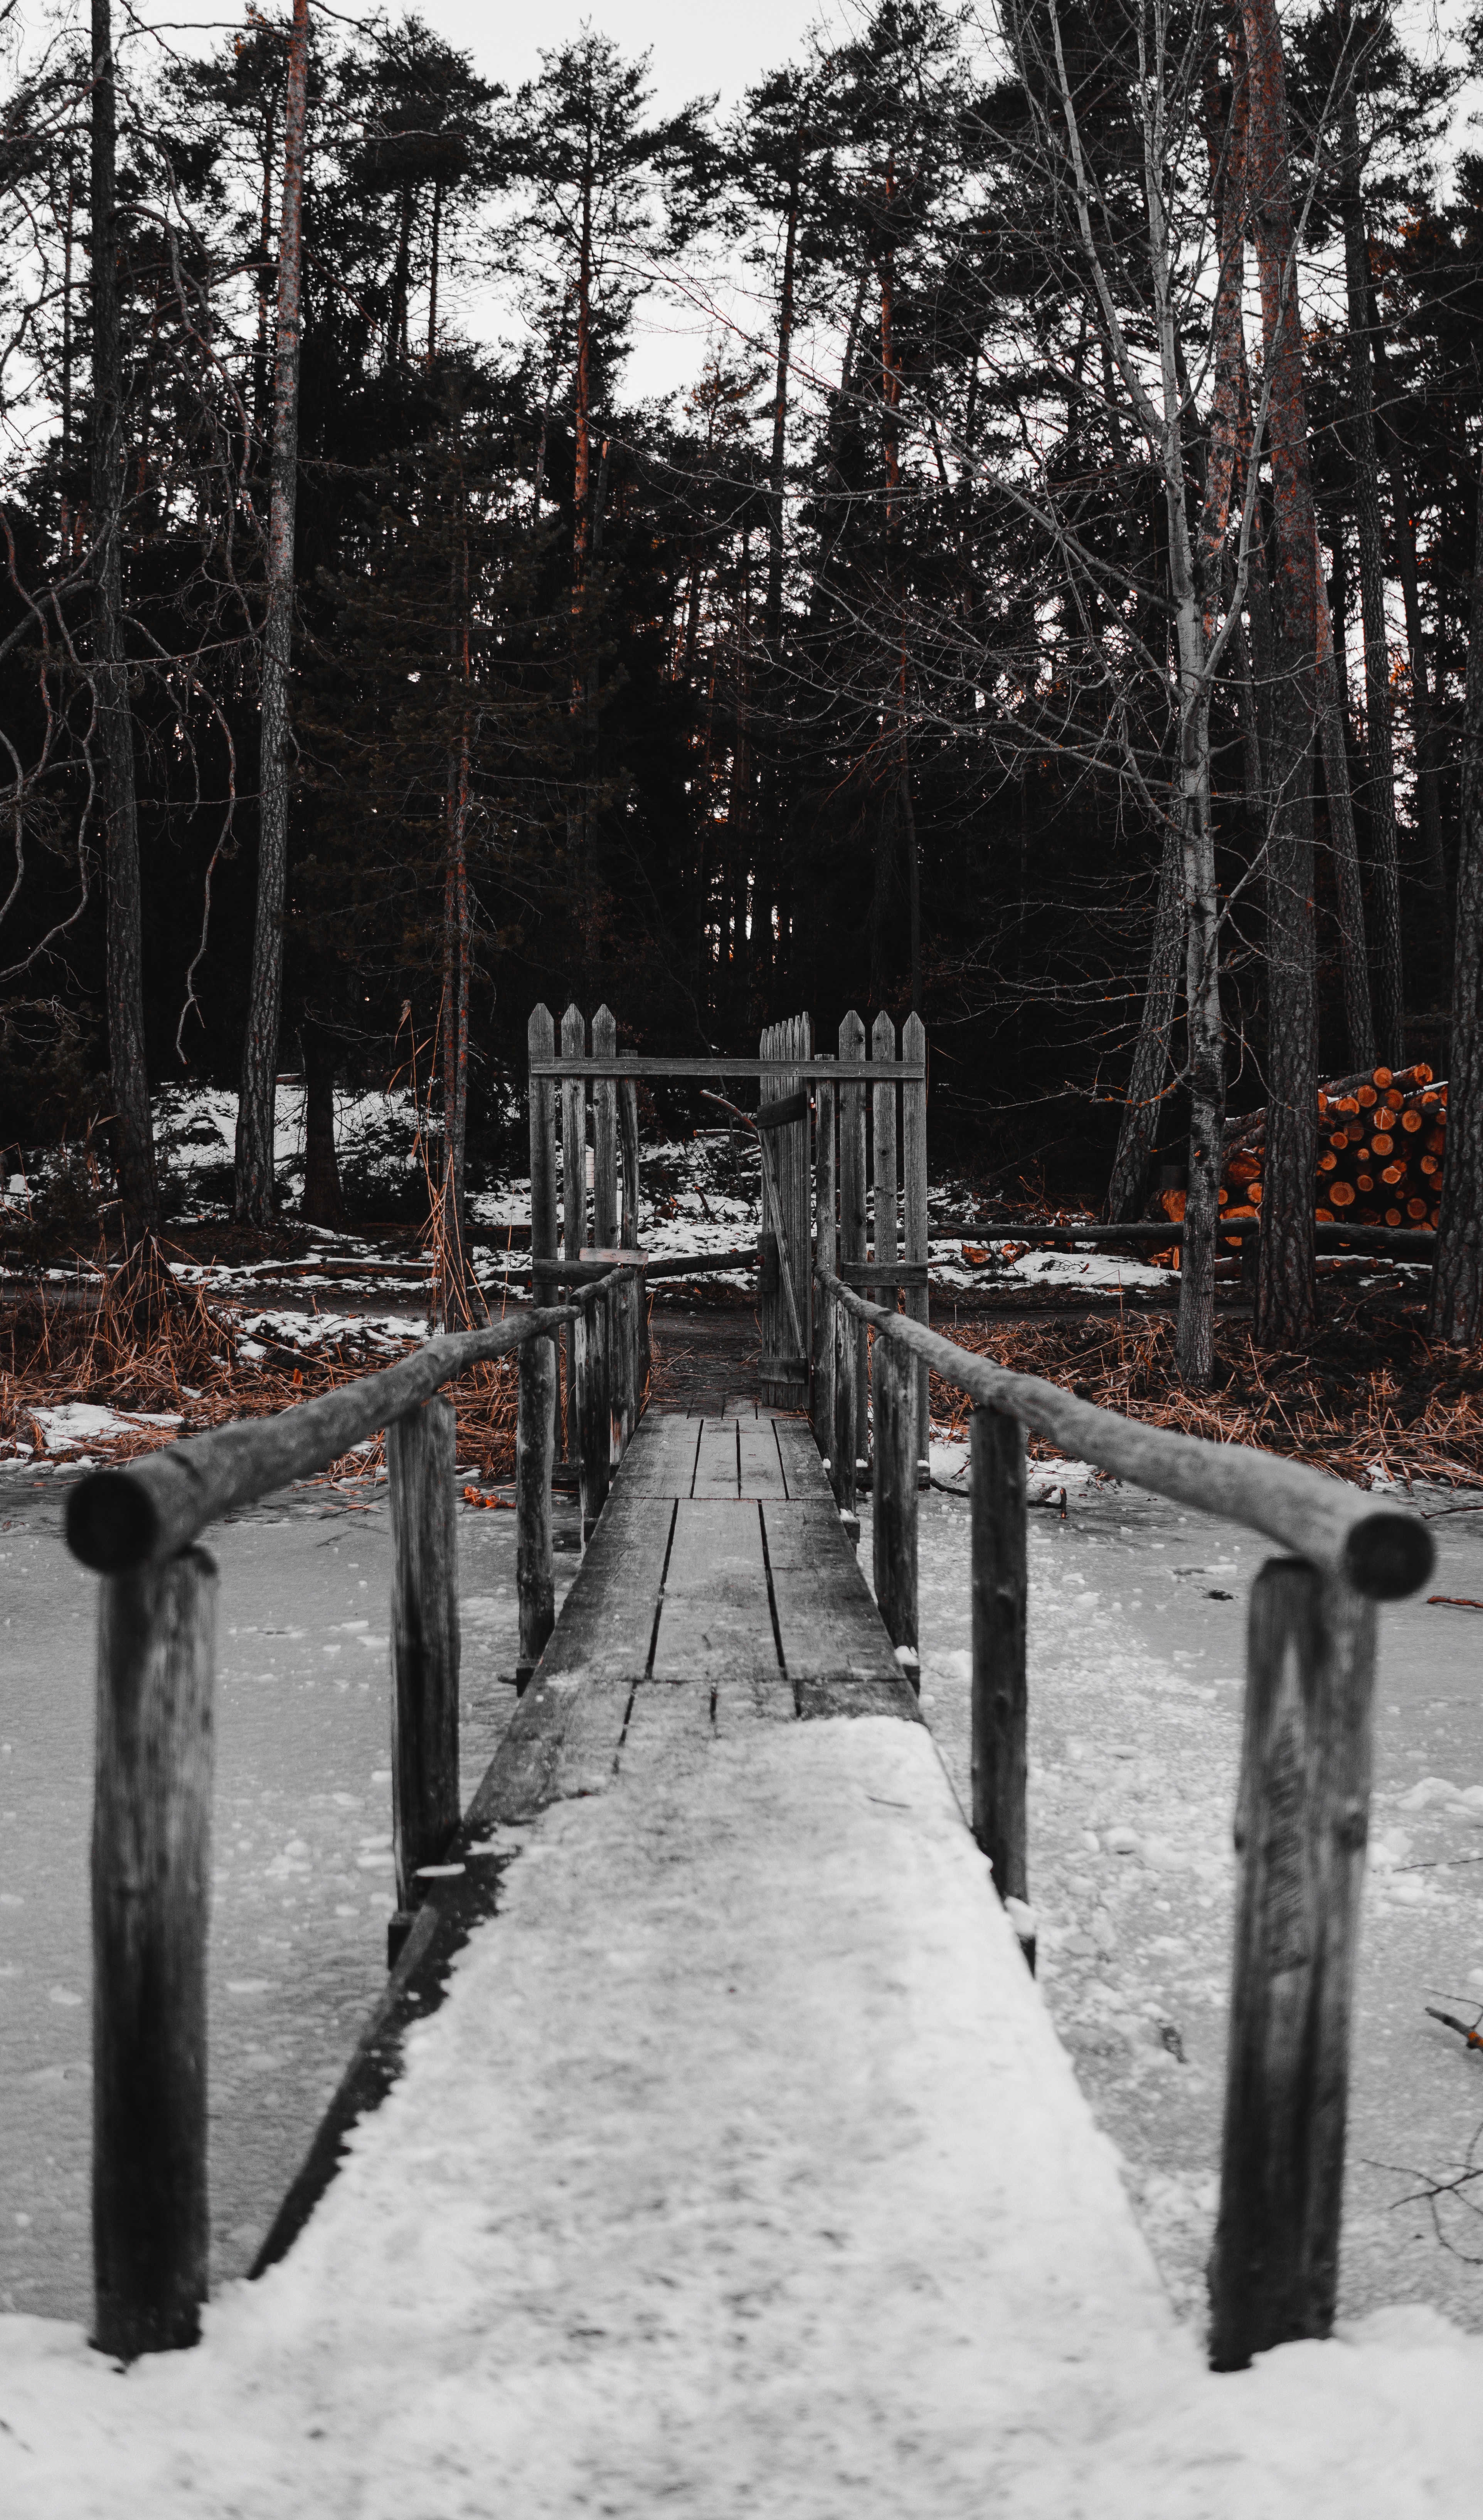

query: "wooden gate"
xmin=808 ymin=1012 xmax=929 ymax=1477
xmin=527 ymin=1002 xmax=929 ymax=1439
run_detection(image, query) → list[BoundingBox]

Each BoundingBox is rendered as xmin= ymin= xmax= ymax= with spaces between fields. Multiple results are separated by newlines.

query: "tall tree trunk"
xmin=254 ymin=106 xmax=275 ymax=451
xmin=1429 ymin=471 xmax=1483 ymax=1344
xmin=426 ymin=177 xmax=441 ymax=364
xmin=60 ymin=166 xmax=75 ymax=554
xmin=764 ymin=137 xmax=801 ymax=656
xmin=1367 ymin=287 xmax=1446 ymax=894
xmin=1313 ymin=530 xmax=1375 ymax=1068
xmin=1243 ymin=0 xmax=1318 ymax=1348
xmin=1337 ymin=83 xmax=1404 ymax=1058
xmin=90 ymin=0 xmax=157 ymax=1231
xmin=1104 ymin=824 xmax=1183 ymax=1223
xmin=300 ymin=1018 xmax=344 ymax=1227
xmin=439 ymin=480 xmax=473 ymax=1330
xmin=235 ymin=0 xmax=309 ymax=1227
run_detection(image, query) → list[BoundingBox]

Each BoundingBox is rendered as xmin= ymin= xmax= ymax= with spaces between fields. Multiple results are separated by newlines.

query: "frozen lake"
xmin=0 ymin=1465 xmax=581 ymax=2320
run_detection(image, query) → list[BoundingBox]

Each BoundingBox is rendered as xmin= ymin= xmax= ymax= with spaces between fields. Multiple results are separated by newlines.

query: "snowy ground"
xmin=6 ymin=1696 xmax=1483 ymax=2518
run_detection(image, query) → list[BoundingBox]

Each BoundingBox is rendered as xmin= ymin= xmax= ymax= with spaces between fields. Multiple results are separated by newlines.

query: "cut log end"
xmin=1343 ymin=1511 xmax=1436 ymax=1602
xmin=66 ymin=1472 xmax=161 ymax=1575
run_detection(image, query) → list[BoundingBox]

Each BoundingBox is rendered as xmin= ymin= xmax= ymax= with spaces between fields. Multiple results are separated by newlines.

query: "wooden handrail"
xmin=64 ymin=1275 xmax=636 ymax=1575
xmin=78 ymin=1256 xmax=646 ymax=2360
xmin=816 ymin=1267 xmax=1432 ymax=1601
xmin=815 ymin=1256 xmax=1431 ymax=2372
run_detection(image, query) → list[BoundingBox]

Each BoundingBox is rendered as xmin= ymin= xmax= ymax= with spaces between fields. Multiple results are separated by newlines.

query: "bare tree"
xmin=235 ymin=0 xmax=309 ymax=1227
xmin=91 ymin=0 xmax=157 ymax=1229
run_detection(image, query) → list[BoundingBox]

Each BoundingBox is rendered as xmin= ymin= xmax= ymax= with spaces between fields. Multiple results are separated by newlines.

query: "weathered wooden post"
xmin=903 ymin=1011 xmax=929 ymax=1474
xmin=838 ymin=1012 xmax=867 ymax=1503
xmin=871 ymin=1330 xmax=918 ymax=1679
xmin=619 ymin=1080 xmax=650 ymax=1395
xmin=970 ymin=1404 xmax=1031 ymax=1964
xmin=1207 ymin=1558 xmax=1377 ymax=2370
xmin=387 ymin=1394 xmax=460 ymax=1961
xmin=93 ymin=1547 xmax=216 ymax=2358
xmin=870 ymin=1010 xmax=898 ymax=1314
xmin=577 ymin=1287 xmax=610 ymax=1540
xmin=813 ymin=1059 xmax=837 ymax=1478
xmin=560 ymin=1002 xmax=586 ymax=1459
xmin=528 ymin=999 xmax=558 ymax=1431
xmin=835 ymin=1288 xmax=858 ymax=1533
xmin=516 ymin=1329 xmax=556 ymax=1689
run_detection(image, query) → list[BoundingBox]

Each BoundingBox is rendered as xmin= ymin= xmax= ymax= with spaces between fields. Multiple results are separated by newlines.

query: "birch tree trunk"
xmin=1429 ymin=472 xmax=1483 ymax=1345
xmin=235 ymin=0 xmax=309 ymax=1227
xmin=90 ymin=0 xmax=158 ymax=1231
xmin=1243 ymin=0 xmax=1318 ymax=1348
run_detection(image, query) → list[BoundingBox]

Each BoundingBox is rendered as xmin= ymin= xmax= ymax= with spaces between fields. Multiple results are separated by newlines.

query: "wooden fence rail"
xmin=815 ymin=1263 xmax=1433 ymax=2372
xmin=67 ymin=1263 xmax=642 ymax=2362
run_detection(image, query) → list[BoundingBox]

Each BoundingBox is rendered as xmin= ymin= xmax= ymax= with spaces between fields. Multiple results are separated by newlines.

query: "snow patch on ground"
xmin=27 ymin=1402 xmax=183 ymax=1452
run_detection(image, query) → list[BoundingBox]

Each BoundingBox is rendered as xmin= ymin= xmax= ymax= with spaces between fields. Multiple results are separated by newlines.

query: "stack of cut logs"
xmin=1219 ymin=1064 xmax=1446 ymax=1231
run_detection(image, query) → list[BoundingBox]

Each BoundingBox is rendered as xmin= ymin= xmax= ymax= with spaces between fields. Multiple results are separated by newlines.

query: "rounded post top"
xmin=66 ymin=1469 xmax=162 ymax=1575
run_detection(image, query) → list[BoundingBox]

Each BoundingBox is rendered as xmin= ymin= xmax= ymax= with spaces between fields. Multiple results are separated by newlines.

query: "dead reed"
xmin=927 ymin=1302 xmax=1483 ymax=1494
xmin=0 ymin=1251 xmax=520 ymax=1484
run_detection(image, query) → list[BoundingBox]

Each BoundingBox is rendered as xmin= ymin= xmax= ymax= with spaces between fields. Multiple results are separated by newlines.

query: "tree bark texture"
xmin=236 ymin=0 xmax=310 ymax=1226
xmin=1338 ymin=61 xmax=1404 ymax=1063
xmin=1429 ymin=471 xmax=1483 ymax=1345
xmin=1105 ymin=824 xmax=1183 ymax=1224
xmin=1313 ymin=531 xmax=1375 ymax=1070
xmin=1244 ymin=0 xmax=1318 ymax=1347
xmin=91 ymin=0 xmax=158 ymax=1231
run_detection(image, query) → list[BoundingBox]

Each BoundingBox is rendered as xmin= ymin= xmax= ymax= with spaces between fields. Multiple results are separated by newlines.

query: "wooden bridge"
xmin=50 ymin=1004 xmax=1441 ymax=2490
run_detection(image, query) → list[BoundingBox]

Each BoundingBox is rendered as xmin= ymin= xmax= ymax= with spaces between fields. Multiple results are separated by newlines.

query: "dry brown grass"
xmin=0 ymin=1244 xmax=521 ymax=1484
xmin=926 ymin=1302 xmax=1483 ymax=1493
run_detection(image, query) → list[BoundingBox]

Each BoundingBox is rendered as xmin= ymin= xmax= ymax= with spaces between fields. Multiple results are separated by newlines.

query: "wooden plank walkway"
xmin=256 ymin=1408 xmax=917 ymax=2265
xmin=14 ymin=1403 xmax=1203 ymax=2514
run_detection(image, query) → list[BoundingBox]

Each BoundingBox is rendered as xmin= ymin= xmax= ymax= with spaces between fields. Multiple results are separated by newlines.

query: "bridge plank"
xmin=736 ymin=1417 xmax=788 ymax=1498
xmin=763 ymin=1499 xmax=903 ymax=1687
xmin=650 ymin=1498 xmax=780 ymax=1683
xmin=534 ymin=1492 xmax=673 ymax=1684
xmin=771 ymin=1416 xmax=836 ymax=1500
xmin=690 ymin=1419 xmax=741 ymax=1499
xmin=616 ymin=1416 xmax=699 ymax=1498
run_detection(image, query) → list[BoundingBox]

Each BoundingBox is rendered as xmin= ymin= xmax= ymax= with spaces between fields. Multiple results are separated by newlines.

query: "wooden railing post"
xmin=387 ymin=1394 xmax=460 ymax=1958
xmin=813 ymin=1060 xmax=837 ymax=1474
xmin=835 ymin=1284 xmax=858 ymax=1534
xmin=871 ymin=1330 xmax=918 ymax=1679
xmin=902 ymin=1010 xmax=929 ymax=1475
xmin=577 ymin=1289 xmax=610 ymax=1540
xmin=1208 ymin=1557 xmax=1376 ymax=2370
xmin=970 ymin=1404 xmax=1030 ymax=1962
xmin=560 ymin=1002 xmax=586 ymax=1460
xmin=93 ymin=1547 xmax=216 ymax=2358
xmin=838 ymin=1012 xmax=867 ymax=1508
xmin=516 ymin=1330 xmax=556 ymax=1689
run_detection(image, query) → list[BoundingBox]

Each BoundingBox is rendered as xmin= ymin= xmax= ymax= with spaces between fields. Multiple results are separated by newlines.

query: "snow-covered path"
xmin=7 ymin=1696 xmax=1483 ymax=2519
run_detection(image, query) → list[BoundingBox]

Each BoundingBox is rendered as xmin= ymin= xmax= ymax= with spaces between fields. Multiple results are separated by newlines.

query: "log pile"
xmin=1217 ymin=1065 xmax=1446 ymax=1231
